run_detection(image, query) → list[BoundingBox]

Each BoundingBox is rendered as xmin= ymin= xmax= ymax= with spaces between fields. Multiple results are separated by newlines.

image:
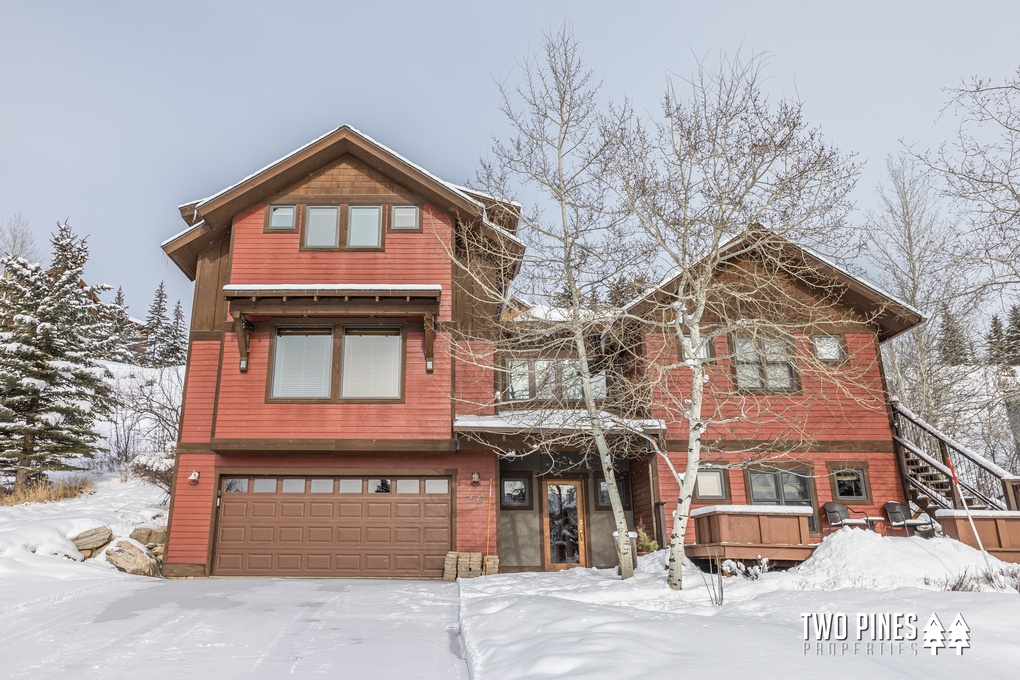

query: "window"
xmin=348 ymin=206 xmax=382 ymax=248
xmin=253 ymin=478 xmax=277 ymax=493
xmin=424 ymin=479 xmax=449 ymax=494
xmin=267 ymin=205 xmax=296 ymax=230
xmin=733 ymin=334 xmax=797 ymax=392
xmin=391 ymin=205 xmax=420 ymax=231
xmin=272 ymin=328 xmax=332 ymax=399
xmin=594 ymin=473 xmax=630 ymax=510
xmin=503 ymin=358 xmax=607 ymax=402
xmin=694 ymin=468 xmax=728 ymax=501
xmin=304 ymin=206 xmax=340 ymax=248
xmin=396 ymin=479 xmax=420 ymax=494
xmin=748 ymin=467 xmax=817 ymax=531
xmin=341 ymin=327 xmax=402 ymax=399
xmin=369 ymin=479 xmax=391 ymax=493
xmin=827 ymin=462 xmax=871 ymax=502
xmin=501 ymin=475 xmax=532 ymax=509
xmin=682 ymin=334 xmax=711 ymax=361
xmin=812 ymin=334 xmax=846 ymax=363
xmin=224 ymin=478 xmax=248 ymax=493
xmin=310 ymin=479 xmax=334 ymax=493
xmin=338 ymin=479 xmax=362 ymax=493
xmin=282 ymin=479 xmax=305 ymax=493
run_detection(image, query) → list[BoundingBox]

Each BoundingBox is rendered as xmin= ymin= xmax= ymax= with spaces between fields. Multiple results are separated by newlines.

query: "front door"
xmin=541 ymin=479 xmax=588 ymax=570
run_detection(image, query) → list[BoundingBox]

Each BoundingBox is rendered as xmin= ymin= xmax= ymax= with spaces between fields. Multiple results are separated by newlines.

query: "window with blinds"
xmin=341 ymin=327 xmax=402 ymax=399
xmin=271 ymin=328 xmax=333 ymax=398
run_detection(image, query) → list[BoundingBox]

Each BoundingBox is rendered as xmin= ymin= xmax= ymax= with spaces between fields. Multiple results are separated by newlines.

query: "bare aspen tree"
xmin=0 ymin=213 xmax=42 ymax=272
xmin=607 ymin=53 xmax=863 ymax=590
xmin=452 ymin=28 xmax=645 ymax=578
xmin=922 ymin=68 xmax=1020 ymax=289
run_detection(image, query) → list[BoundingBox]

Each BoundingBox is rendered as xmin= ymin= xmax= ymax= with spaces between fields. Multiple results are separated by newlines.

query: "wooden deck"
xmin=687 ymin=505 xmax=817 ymax=564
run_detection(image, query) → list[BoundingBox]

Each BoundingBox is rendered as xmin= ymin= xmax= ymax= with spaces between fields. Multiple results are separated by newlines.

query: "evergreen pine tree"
xmin=166 ymin=301 xmax=188 ymax=366
xmin=606 ymin=275 xmax=632 ymax=307
xmin=0 ymin=223 xmax=115 ymax=491
xmin=987 ymin=314 xmax=1006 ymax=365
xmin=937 ymin=304 xmax=971 ymax=365
xmin=1005 ymin=304 xmax=1020 ymax=365
xmin=144 ymin=282 xmax=171 ymax=367
xmin=110 ymin=287 xmax=141 ymax=363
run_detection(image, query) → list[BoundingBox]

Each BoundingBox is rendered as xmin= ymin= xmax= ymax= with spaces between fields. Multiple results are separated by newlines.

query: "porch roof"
xmin=454 ymin=410 xmax=665 ymax=435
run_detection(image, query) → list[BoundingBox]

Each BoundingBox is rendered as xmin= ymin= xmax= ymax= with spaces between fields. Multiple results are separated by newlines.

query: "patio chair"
xmin=822 ymin=502 xmax=883 ymax=533
xmin=883 ymin=501 xmax=932 ymax=537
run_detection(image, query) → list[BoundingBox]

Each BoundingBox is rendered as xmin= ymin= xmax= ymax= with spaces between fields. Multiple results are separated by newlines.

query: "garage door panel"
xmin=309 ymin=503 xmax=335 ymax=517
xmin=424 ymin=502 xmax=450 ymax=518
xmin=338 ymin=503 xmax=363 ymax=518
xmin=214 ymin=475 xmax=451 ymax=577
xmin=251 ymin=503 xmax=277 ymax=518
xmin=307 ymin=527 xmax=332 ymax=543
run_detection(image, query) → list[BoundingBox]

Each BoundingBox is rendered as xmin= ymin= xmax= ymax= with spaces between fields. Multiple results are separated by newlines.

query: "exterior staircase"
xmin=890 ymin=399 xmax=1020 ymax=514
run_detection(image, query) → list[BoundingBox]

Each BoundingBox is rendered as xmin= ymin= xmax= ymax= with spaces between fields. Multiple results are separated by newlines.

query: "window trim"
xmin=345 ymin=204 xmax=386 ymax=250
xmin=500 ymin=356 xmax=608 ymax=404
xmin=825 ymin=461 xmax=872 ymax=503
xmin=264 ymin=204 xmax=299 ymax=233
xmin=500 ymin=472 xmax=534 ymax=510
xmin=730 ymin=333 xmax=800 ymax=394
xmin=692 ymin=466 xmax=731 ymax=503
xmin=811 ymin=333 xmax=848 ymax=364
xmin=593 ymin=471 xmax=631 ymax=510
xmin=389 ymin=204 xmax=423 ymax=233
xmin=265 ymin=321 xmax=406 ymax=404
xmin=743 ymin=463 xmax=821 ymax=534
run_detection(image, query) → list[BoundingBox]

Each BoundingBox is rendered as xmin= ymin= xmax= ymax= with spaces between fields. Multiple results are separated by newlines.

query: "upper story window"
xmin=270 ymin=325 xmax=403 ymax=401
xmin=812 ymin=334 xmax=846 ymax=363
xmin=266 ymin=205 xmax=297 ymax=231
xmin=504 ymin=358 xmax=607 ymax=403
xmin=733 ymin=334 xmax=797 ymax=392
xmin=347 ymin=206 xmax=383 ymax=248
xmin=340 ymin=327 xmax=402 ymax=399
xmin=391 ymin=205 xmax=421 ymax=231
xmin=271 ymin=328 xmax=333 ymax=398
xmin=305 ymin=206 xmax=340 ymax=248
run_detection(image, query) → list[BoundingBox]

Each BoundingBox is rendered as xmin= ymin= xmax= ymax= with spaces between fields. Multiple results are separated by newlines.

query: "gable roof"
xmin=162 ymin=125 xmax=522 ymax=280
xmin=625 ymin=228 xmax=925 ymax=342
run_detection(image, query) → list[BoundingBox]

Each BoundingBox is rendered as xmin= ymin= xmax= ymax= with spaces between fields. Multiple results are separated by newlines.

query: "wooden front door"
xmin=541 ymin=479 xmax=588 ymax=570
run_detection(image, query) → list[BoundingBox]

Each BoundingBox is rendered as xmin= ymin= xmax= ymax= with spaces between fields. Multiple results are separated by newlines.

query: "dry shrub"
xmin=0 ymin=477 xmax=94 ymax=506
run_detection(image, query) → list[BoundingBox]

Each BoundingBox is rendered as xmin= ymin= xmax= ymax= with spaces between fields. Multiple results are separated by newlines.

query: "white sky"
xmin=2 ymin=1 xmax=1017 ymax=319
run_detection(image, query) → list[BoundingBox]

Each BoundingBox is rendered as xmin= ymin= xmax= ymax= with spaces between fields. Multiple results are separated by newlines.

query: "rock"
xmin=105 ymin=538 xmax=161 ymax=577
xmin=130 ymin=525 xmax=167 ymax=545
xmin=69 ymin=525 xmax=112 ymax=552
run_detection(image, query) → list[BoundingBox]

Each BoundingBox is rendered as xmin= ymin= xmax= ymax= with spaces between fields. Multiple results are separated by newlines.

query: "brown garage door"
xmin=212 ymin=475 xmax=452 ymax=577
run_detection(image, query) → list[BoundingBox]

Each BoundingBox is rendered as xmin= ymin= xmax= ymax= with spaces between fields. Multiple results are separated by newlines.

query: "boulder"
xmin=69 ymin=525 xmax=112 ymax=552
xmin=130 ymin=525 xmax=167 ymax=545
xmin=105 ymin=538 xmax=161 ymax=577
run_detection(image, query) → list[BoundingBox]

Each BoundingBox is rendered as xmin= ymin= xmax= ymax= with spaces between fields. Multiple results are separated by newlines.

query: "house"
xmin=161 ymin=125 xmax=1014 ymax=578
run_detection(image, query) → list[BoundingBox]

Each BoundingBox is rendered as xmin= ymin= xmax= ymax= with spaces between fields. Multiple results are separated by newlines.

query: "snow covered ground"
xmin=3 ymin=477 xmax=1020 ymax=679
xmin=459 ymin=532 xmax=1020 ymax=679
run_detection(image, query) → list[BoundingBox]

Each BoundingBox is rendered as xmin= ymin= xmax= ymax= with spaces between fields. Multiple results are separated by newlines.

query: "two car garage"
xmin=212 ymin=475 xmax=453 ymax=577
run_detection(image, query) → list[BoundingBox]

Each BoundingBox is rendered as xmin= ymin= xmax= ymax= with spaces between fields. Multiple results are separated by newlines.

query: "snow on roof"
xmin=934 ymin=509 xmax=1020 ymax=518
xmin=454 ymin=410 xmax=665 ymax=434
xmin=444 ymin=181 xmax=524 ymax=209
xmin=160 ymin=220 xmax=205 ymax=248
xmin=222 ymin=283 xmax=443 ymax=293
xmin=690 ymin=504 xmax=815 ymax=517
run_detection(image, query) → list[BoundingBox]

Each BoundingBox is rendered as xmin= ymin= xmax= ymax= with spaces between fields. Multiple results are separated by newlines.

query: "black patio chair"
xmin=822 ymin=502 xmax=883 ymax=533
xmin=883 ymin=501 xmax=932 ymax=537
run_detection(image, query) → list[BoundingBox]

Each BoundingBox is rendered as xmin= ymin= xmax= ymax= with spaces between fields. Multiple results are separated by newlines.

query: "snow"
xmin=454 ymin=409 xmax=665 ymax=434
xmin=935 ymin=509 xmax=1020 ymax=518
xmin=459 ymin=529 xmax=1020 ymax=679
xmin=221 ymin=283 xmax=443 ymax=293
xmin=690 ymin=504 xmax=814 ymax=517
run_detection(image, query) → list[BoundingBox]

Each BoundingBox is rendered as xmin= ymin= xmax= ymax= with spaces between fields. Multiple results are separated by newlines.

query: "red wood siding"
xmin=179 ymin=341 xmax=221 ymax=443
xmin=229 ymin=204 xmax=454 ymax=322
xmin=164 ymin=451 xmax=498 ymax=567
xmin=454 ymin=340 xmax=497 ymax=416
xmin=212 ymin=325 xmax=452 ymax=440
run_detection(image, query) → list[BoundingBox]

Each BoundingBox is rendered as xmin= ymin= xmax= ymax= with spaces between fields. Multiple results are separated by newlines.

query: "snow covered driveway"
xmin=0 ymin=578 xmax=467 ymax=679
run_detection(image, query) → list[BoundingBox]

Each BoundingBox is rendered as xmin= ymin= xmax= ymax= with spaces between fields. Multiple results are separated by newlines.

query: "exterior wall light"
xmin=470 ymin=472 xmax=481 ymax=486
xmin=188 ymin=470 xmax=200 ymax=485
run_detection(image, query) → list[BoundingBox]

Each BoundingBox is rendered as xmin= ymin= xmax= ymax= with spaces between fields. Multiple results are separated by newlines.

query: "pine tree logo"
xmin=946 ymin=613 xmax=970 ymax=655
xmin=922 ymin=613 xmax=945 ymax=655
